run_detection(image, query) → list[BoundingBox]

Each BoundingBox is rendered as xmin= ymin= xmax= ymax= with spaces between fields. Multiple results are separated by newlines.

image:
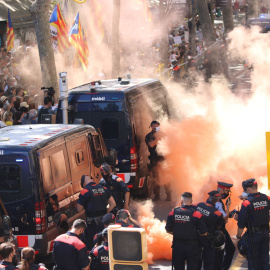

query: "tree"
xmin=111 ymin=0 xmax=121 ymax=78
xmin=188 ymin=0 xmax=197 ymax=56
xmin=196 ymin=0 xmax=216 ymax=43
xmin=248 ymin=0 xmax=259 ymax=18
xmin=29 ymin=0 xmax=59 ymax=98
xmin=159 ymin=0 xmax=169 ymax=66
xmin=222 ymin=0 xmax=234 ymax=33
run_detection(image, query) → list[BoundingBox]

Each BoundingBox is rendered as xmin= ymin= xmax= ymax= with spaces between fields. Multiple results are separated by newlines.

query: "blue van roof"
xmin=68 ymin=78 xmax=159 ymax=94
xmin=0 ymin=124 xmax=95 ymax=148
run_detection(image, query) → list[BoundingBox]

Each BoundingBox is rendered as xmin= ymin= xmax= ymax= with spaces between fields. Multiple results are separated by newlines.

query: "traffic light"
xmin=108 ymin=225 xmax=148 ymax=270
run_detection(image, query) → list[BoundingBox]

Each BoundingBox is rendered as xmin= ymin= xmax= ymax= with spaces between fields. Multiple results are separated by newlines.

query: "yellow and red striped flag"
xmin=7 ymin=9 xmax=14 ymax=52
xmin=49 ymin=3 xmax=70 ymax=53
xmin=68 ymin=13 xmax=89 ymax=71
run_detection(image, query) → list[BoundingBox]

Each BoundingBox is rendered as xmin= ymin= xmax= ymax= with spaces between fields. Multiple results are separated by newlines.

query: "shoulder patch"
xmin=268 ymin=196 xmax=270 ymax=201
xmin=93 ymin=247 xmax=99 ymax=257
xmin=214 ymin=211 xmax=222 ymax=217
xmin=169 ymin=210 xmax=174 ymax=216
xmin=193 ymin=211 xmax=202 ymax=219
xmin=80 ymin=189 xmax=88 ymax=196
xmin=242 ymin=200 xmax=251 ymax=207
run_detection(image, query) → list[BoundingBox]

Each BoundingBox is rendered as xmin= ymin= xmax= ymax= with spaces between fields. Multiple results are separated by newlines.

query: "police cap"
xmin=217 ymin=182 xmax=233 ymax=190
xmin=81 ymin=175 xmax=86 ymax=188
xmin=208 ymin=190 xmax=221 ymax=197
xmin=150 ymin=120 xmax=160 ymax=126
xmin=242 ymin=178 xmax=257 ymax=189
xmin=102 ymin=213 xmax=115 ymax=225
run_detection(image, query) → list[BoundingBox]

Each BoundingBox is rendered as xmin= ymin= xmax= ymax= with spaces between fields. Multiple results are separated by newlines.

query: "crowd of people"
xmin=0 ymin=44 xmax=56 ymax=128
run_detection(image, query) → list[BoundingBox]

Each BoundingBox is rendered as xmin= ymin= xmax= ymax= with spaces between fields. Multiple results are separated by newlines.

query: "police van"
xmin=0 ymin=124 xmax=115 ymax=255
xmin=56 ymin=78 xmax=172 ymax=196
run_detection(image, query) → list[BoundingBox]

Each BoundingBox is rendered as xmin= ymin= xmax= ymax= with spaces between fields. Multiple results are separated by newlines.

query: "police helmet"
xmin=237 ymin=233 xmax=248 ymax=257
xmin=214 ymin=230 xmax=225 ymax=250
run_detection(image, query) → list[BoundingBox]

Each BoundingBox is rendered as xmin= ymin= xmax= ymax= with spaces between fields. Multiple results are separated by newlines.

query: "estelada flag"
xmin=49 ymin=3 xmax=70 ymax=53
xmin=136 ymin=0 xmax=152 ymax=22
xmin=7 ymin=9 xmax=14 ymax=52
xmin=68 ymin=13 xmax=89 ymax=71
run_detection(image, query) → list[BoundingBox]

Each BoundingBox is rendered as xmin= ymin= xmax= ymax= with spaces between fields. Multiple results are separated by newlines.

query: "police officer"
xmin=165 ymin=192 xmax=207 ymax=270
xmin=196 ymin=191 xmax=224 ymax=270
xmin=203 ymin=49 xmax=212 ymax=83
xmin=237 ymin=178 xmax=270 ymax=270
xmin=145 ymin=121 xmax=171 ymax=201
xmin=99 ymin=163 xmax=130 ymax=212
xmin=90 ymin=228 xmax=109 ymax=270
xmin=53 ymin=219 xmax=90 ymax=270
xmin=115 ymin=209 xmax=143 ymax=228
xmin=77 ymin=175 xmax=116 ymax=250
xmin=215 ymin=182 xmax=235 ymax=270
xmin=0 ymin=243 xmax=17 ymax=270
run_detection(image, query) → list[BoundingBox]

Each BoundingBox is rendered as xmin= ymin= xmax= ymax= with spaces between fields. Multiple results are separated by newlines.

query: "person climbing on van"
xmin=145 ymin=121 xmax=171 ymax=201
xmin=99 ymin=163 xmax=130 ymax=213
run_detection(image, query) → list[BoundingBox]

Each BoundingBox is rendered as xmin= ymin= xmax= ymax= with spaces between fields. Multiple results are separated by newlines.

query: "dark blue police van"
xmin=0 ymin=124 xmax=114 ymax=256
xmin=57 ymin=78 xmax=172 ymax=196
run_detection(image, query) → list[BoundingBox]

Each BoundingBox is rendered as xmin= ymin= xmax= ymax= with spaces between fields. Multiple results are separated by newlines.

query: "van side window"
xmin=51 ymin=150 xmax=68 ymax=183
xmin=0 ymin=164 xmax=21 ymax=192
xmin=100 ymin=118 xmax=119 ymax=139
xmin=41 ymin=157 xmax=53 ymax=190
xmin=89 ymin=134 xmax=103 ymax=167
xmin=75 ymin=150 xmax=84 ymax=165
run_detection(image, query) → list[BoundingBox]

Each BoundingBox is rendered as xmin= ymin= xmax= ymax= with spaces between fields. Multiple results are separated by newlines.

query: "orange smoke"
xmin=134 ymin=200 xmax=173 ymax=264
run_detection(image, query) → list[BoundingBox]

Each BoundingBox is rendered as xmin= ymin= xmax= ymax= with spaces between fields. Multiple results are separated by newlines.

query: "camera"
xmin=41 ymin=87 xmax=55 ymax=99
xmin=229 ymin=209 xmax=239 ymax=218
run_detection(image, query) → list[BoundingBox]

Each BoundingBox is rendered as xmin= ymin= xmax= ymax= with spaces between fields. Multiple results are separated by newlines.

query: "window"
xmin=0 ymin=164 xmax=21 ymax=192
xmin=75 ymin=150 xmax=85 ymax=165
xmin=89 ymin=134 xmax=103 ymax=167
xmin=100 ymin=118 xmax=119 ymax=140
xmin=51 ymin=150 xmax=67 ymax=182
xmin=41 ymin=157 xmax=53 ymax=191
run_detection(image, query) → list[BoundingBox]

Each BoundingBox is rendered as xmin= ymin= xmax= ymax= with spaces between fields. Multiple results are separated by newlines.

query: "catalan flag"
xmin=68 ymin=13 xmax=89 ymax=71
xmin=7 ymin=9 xmax=14 ymax=52
xmin=49 ymin=4 xmax=70 ymax=53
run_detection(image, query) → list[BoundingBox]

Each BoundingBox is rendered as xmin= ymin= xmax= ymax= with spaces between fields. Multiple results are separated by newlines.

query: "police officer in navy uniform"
xmin=196 ymin=191 xmax=224 ymax=270
xmin=90 ymin=228 xmax=109 ymax=270
xmin=115 ymin=209 xmax=143 ymax=228
xmin=0 ymin=243 xmax=18 ymax=270
xmin=165 ymin=192 xmax=207 ymax=270
xmin=214 ymin=182 xmax=235 ymax=270
xmin=99 ymin=163 xmax=130 ymax=212
xmin=237 ymin=178 xmax=270 ymax=270
xmin=77 ymin=175 xmax=116 ymax=250
xmin=145 ymin=121 xmax=171 ymax=201
xmin=53 ymin=219 xmax=90 ymax=270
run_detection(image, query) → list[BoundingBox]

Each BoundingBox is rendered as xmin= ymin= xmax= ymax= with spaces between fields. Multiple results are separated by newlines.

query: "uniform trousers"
xmin=247 ymin=230 xmax=269 ymax=270
xmin=85 ymin=218 xmax=104 ymax=251
xmin=199 ymin=238 xmax=215 ymax=270
xmin=173 ymin=239 xmax=200 ymax=270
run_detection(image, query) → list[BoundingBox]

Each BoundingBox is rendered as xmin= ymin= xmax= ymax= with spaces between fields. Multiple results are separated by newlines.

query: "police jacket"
xmin=90 ymin=242 xmax=109 ymax=270
xmin=0 ymin=261 xmax=18 ymax=270
xmin=99 ymin=176 xmax=129 ymax=210
xmin=196 ymin=200 xmax=224 ymax=233
xmin=172 ymin=66 xmax=181 ymax=82
xmin=238 ymin=192 xmax=270 ymax=230
xmin=77 ymin=182 xmax=111 ymax=218
xmin=165 ymin=205 xmax=207 ymax=241
xmin=53 ymin=231 xmax=90 ymax=270
xmin=145 ymin=131 xmax=160 ymax=161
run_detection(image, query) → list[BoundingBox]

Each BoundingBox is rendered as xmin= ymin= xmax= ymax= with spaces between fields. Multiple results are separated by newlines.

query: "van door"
xmin=38 ymin=142 xmax=73 ymax=233
xmin=65 ymin=134 xmax=91 ymax=196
